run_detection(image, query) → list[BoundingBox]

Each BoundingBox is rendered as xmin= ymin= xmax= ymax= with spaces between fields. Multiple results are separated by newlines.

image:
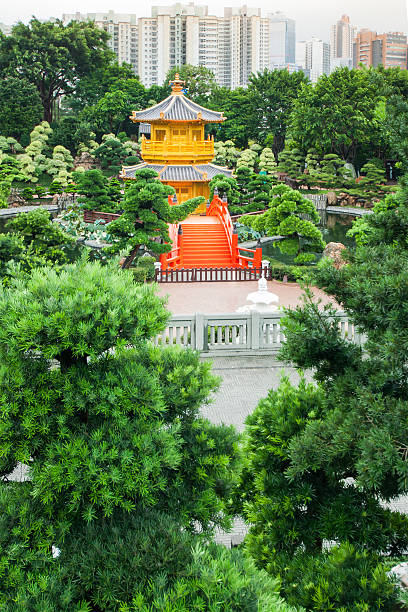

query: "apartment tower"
xmin=63 ymin=4 xmax=272 ymax=89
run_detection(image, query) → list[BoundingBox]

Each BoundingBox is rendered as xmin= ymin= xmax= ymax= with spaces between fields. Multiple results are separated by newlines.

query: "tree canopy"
xmin=0 ymin=18 xmax=112 ymax=122
xmin=290 ymin=68 xmax=382 ymax=162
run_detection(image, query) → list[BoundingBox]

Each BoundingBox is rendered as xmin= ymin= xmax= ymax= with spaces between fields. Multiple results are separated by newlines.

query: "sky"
xmin=1 ymin=0 xmax=408 ymax=41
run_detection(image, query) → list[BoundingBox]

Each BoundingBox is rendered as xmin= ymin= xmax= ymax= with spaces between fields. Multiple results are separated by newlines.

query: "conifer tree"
xmin=0 ymin=260 xmax=242 ymax=608
xmin=241 ymin=183 xmax=324 ymax=263
xmin=238 ymin=173 xmax=408 ymax=606
xmin=107 ymin=168 xmax=204 ymax=267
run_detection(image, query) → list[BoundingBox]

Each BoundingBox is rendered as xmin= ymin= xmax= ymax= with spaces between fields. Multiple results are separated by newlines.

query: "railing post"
xmin=154 ymin=261 xmax=162 ymax=282
xmin=251 ymin=311 xmax=260 ymax=350
xmin=178 ymin=225 xmax=183 ymax=267
xmin=232 ymin=228 xmax=238 ymax=265
xmin=195 ymin=313 xmax=205 ymax=351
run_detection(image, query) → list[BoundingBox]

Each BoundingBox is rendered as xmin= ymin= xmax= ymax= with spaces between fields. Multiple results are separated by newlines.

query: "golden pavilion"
xmin=121 ymin=74 xmax=232 ymax=214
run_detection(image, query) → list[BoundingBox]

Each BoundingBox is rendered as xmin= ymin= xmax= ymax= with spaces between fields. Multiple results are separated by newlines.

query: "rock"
xmin=323 ymin=242 xmax=347 ymax=269
xmin=389 ymin=562 xmax=408 ymax=589
xmin=326 ymin=190 xmax=337 ymax=206
xmin=7 ymin=188 xmax=26 ymax=207
xmin=73 ymin=152 xmax=100 ymax=171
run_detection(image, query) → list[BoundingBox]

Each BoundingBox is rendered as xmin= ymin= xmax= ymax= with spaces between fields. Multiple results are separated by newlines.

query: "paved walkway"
xmin=157 ymin=280 xmax=336 ymax=315
xmin=0 ymin=204 xmax=59 ymax=220
xmin=203 ymin=355 xmax=309 ymax=546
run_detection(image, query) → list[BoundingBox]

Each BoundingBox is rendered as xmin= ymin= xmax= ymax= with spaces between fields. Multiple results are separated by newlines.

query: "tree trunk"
xmin=272 ymin=133 xmax=285 ymax=163
xmin=43 ymin=100 xmax=53 ymax=123
xmin=121 ymin=245 xmax=140 ymax=269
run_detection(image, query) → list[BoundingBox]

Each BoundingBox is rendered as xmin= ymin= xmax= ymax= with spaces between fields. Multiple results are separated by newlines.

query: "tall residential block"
xmin=62 ymin=3 xmax=293 ymax=89
xmin=330 ymin=15 xmax=356 ymax=62
xmin=353 ymin=29 xmax=408 ymax=69
xmin=62 ymin=11 xmax=139 ymax=72
xmin=297 ymin=37 xmax=330 ymax=83
xmin=268 ymin=11 xmax=296 ymax=67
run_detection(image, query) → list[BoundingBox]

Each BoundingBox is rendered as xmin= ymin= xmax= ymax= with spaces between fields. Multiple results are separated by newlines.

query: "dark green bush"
xmin=124 ymin=155 xmax=140 ymax=165
xmin=109 ymin=165 xmax=121 ymax=175
xmin=135 ymin=255 xmax=156 ymax=280
xmin=265 ymin=257 xmax=316 ymax=283
xmin=131 ymin=266 xmax=147 ymax=283
xmin=22 ymin=187 xmax=34 ymax=201
xmin=275 ymin=543 xmax=398 ymax=612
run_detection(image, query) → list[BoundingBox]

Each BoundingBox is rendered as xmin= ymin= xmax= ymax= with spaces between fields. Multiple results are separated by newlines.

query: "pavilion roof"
xmin=130 ymin=74 xmax=225 ymax=123
xmin=121 ymin=163 xmax=232 ymax=181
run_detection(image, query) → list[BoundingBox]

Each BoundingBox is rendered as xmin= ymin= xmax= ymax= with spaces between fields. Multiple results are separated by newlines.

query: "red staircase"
xmin=160 ymin=194 xmax=262 ymax=271
xmin=181 ymin=218 xmax=233 ymax=268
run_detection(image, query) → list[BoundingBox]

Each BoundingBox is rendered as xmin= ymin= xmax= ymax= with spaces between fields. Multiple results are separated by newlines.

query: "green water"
xmin=262 ymin=212 xmax=356 ymax=264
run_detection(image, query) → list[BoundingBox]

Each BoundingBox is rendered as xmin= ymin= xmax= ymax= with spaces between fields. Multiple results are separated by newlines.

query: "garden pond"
xmin=262 ymin=212 xmax=357 ymax=265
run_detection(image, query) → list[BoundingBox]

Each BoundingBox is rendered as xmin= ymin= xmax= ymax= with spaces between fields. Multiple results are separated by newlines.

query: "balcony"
xmin=141 ymin=136 xmax=214 ymax=163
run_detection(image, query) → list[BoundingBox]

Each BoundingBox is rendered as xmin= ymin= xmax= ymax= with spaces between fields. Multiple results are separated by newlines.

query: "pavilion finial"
xmin=170 ymin=73 xmax=185 ymax=94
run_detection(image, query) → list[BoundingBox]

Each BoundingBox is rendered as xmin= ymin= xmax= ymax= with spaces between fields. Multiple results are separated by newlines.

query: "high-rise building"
xmin=62 ymin=11 xmax=140 ymax=72
xmin=63 ymin=4 xmax=272 ymax=89
xmin=306 ymin=37 xmax=330 ymax=83
xmin=353 ymin=29 xmax=408 ymax=69
xmin=296 ymin=41 xmax=307 ymax=69
xmin=268 ymin=12 xmax=295 ymax=67
xmin=330 ymin=15 xmax=356 ymax=62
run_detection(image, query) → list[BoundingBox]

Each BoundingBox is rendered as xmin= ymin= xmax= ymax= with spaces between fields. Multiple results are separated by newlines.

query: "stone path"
xmin=157 ymin=280 xmax=336 ymax=315
xmin=203 ymin=355 xmax=310 ymax=547
xmin=0 ymin=204 xmax=59 ymax=219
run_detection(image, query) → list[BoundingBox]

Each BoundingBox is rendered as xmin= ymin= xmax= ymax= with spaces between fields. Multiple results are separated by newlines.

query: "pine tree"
xmin=241 ymin=183 xmax=325 ymax=263
xmin=107 ymin=168 xmax=204 ymax=267
xmin=0 ymin=260 xmax=242 ymax=608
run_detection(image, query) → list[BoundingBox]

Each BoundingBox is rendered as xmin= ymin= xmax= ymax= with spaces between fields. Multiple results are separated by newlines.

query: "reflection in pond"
xmin=262 ymin=212 xmax=357 ymax=264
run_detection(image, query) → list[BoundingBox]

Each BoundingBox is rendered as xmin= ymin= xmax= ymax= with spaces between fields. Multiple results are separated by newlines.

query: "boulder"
xmin=7 ymin=188 xmax=26 ymax=207
xmin=323 ymin=241 xmax=347 ymax=269
xmin=73 ymin=152 xmax=100 ymax=171
xmin=326 ymin=190 xmax=337 ymax=206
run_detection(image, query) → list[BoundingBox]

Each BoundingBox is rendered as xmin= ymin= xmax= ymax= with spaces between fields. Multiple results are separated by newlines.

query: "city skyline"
xmin=1 ymin=0 xmax=408 ymax=40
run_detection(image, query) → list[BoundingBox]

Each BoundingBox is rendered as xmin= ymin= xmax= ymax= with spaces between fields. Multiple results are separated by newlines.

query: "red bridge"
xmin=83 ymin=194 xmax=262 ymax=272
xmin=160 ymin=194 xmax=262 ymax=271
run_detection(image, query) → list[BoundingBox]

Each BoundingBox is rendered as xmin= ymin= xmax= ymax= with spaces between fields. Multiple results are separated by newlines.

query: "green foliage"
xmin=6 ymin=208 xmax=76 ymax=264
xmin=237 ymin=148 xmax=258 ymax=171
xmin=165 ymin=64 xmax=218 ymax=105
xmin=0 ymin=76 xmax=42 ymax=142
xmin=107 ymin=168 xmax=204 ymax=263
xmin=0 ymin=18 xmax=112 ymax=122
xmin=360 ymin=161 xmax=386 ymax=185
xmin=264 ymin=257 xmax=316 ymax=282
xmin=213 ymin=139 xmax=240 ymax=167
xmin=93 ymin=137 xmax=128 ymax=170
xmin=259 ymin=147 xmax=277 ymax=175
xmin=74 ymin=169 xmax=122 ymax=212
xmin=134 ymin=255 xmax=156 ymax=280
xmin=241 ymin=184 xmax=325 ymax=263
xmin=49 ymin=117 xmax=93 ymax=155
xmin=126 ymin=543 xmax=298 ymax=612
xmin=277 ymin=147 xmax=305 ymax=184
xmin=291 ymin=68 xmax=382 ymax=163
xmin=0 ymin=261 xmax=244 ymax=609
xmin=131 ymin=266 xmax=147 ymax=283
xmin=276 ymin=543 xmax=398 ymax=611
xmin=209 ymin=174 xmax=240 ymax=204
xmin=248 ymin=69 xmax=308 ymax=161
xmin=18 ymin=121 xmax=53 ymax=183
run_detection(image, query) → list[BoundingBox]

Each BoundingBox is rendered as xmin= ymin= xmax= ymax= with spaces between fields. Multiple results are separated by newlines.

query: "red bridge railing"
xmin=207 ymin=194 xmax=262 ymax=269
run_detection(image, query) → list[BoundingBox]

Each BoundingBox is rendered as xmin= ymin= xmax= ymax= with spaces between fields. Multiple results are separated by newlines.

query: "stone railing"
xmin=153 ymin=312 xmax=365 ymax=355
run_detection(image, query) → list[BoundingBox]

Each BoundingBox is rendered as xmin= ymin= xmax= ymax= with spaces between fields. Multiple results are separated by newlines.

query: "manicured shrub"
xmin=131 ymin=266 xmax=147 ymax=283
xmin=275 ymin=543 xmax=398 ymax=612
